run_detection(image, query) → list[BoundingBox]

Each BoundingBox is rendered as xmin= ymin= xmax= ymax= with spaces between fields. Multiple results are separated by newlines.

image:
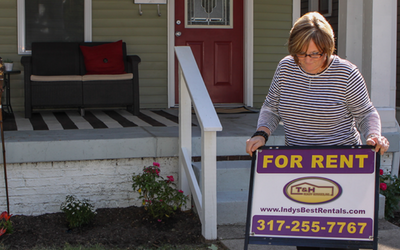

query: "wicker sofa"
xmin=21 ymin=41 xmax=141 ymax=118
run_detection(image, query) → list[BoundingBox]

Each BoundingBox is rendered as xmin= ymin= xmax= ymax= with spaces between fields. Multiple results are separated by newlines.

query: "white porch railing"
xmin=175 ymin=46 xmax=222 ymax=240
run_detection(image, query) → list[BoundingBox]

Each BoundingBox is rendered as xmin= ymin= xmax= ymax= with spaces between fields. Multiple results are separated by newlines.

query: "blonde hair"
xmin=288 ymin=12 xmax=335 ymax=67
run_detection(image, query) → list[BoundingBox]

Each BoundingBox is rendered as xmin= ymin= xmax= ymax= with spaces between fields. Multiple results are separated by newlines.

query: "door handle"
xmin=175 ymin=32 xmax=182 ymax=37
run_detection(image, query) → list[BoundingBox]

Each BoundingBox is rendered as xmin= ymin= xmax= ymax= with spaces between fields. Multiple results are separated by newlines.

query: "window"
xmin=186 ymin=0 xmax=233 ymax=28
xmin=308 ymin=0 xmax=332 ymax=17
xmin=318 ymin=0 xmax=332 ymax=17
xmin=17 ymin=0 xmax=92 ymax=55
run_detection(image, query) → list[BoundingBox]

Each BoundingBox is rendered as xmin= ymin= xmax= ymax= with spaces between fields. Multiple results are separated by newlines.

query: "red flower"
xmin=380 ymin=169 xmax=384 ymax=175
xmin=0 ymin=212 xmax=11 ymax=221
xmin=153 ymin=162 xmax=160 ymax=167
xmin=0 ymin=228 xmax=6 ymax=236
xmin=167 ymin=176 xmax=174 ymax=182
xmin=178 ymin=190 xmax=184 ymax=193
xmin=145 ymin=167 xmax=160 ymax=176
xmin=380 ymin=183 xmax=387 ymax=191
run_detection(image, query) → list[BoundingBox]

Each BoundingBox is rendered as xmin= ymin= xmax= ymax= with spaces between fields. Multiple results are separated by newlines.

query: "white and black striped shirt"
xmin=258 ymin=55 xmax=381 ymax=146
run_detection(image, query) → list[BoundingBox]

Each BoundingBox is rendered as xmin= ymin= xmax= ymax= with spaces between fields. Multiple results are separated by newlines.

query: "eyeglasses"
xmin=296 ymin=52 xmax=324 ymax=59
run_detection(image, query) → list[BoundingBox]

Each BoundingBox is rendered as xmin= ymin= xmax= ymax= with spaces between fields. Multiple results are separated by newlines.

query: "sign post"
xmin=244 ymin=145 xmax=379 ymax=250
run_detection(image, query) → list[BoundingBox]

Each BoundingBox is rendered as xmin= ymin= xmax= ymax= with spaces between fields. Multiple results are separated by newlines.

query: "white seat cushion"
xmin=31 ymin=75 xmax=83 ymax=82
xmin=82 ymin=73 xmax=133 ymax=81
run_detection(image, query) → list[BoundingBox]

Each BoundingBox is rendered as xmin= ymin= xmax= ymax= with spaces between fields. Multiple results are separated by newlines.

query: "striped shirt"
xmin=258 ymin=55 xmax=381 ymax=146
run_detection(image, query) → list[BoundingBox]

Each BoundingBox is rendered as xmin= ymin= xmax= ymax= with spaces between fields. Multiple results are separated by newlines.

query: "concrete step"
xmin=217 ymin=190 xmax=249 ymax=225
xmin=192 ymin=160 xmax=252 ymax=225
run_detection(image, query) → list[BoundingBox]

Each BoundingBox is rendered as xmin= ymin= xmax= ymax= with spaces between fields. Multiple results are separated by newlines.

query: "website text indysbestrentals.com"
xmin=260 ymin=207 xmax=366 ymax=215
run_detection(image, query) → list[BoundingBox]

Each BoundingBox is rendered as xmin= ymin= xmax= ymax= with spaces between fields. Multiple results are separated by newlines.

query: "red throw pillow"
xmin=80 ymin=40 xmax=126 ymax=74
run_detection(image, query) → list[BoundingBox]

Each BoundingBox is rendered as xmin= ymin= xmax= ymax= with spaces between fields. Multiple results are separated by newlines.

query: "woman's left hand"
xmin=366 ymin=134 xmax=390 ymax=155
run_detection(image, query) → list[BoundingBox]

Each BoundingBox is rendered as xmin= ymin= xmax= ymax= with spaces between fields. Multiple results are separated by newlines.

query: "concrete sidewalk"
xmin=218 ymin=219 xmax=400 ymax=250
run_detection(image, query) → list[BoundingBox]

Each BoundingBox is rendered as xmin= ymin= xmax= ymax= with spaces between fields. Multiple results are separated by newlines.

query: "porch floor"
xmin=3 ymin=108 xmax=283 ymax=164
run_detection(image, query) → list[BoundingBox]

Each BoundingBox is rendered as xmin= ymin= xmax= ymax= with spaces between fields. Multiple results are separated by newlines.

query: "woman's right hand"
xmin=246 ymin=136 xmax=266 ymax=157
xmin=246 ymin=127 xmax=271 ymax=156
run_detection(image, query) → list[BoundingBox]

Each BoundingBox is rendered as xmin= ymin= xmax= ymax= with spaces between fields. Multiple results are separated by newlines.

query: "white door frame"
xmin=167 ymin=0 xmax=254 ymax=107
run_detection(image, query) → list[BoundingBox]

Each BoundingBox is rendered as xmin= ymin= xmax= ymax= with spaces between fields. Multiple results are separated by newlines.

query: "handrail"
xmin=175 ymin=46 xmax=222 ymax=240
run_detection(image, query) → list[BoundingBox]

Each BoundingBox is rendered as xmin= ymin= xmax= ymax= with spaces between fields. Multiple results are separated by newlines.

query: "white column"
xmin=201 ymin=131 xmax=217 ymax=239
xmin=369 ymin=0 xmax=399 ymax=176
xmin=369 ymin=0 xmax=398 ymax=131
xmin=339 ymin=0 xmax=399 ymax=176
xmin=337 ymin=0 xmax=364 ymax=72
xmin=339 ymin=0 xmax=397 ymax=111
xmin=178 ymin=65 xmax=192 ymax=208
xmin=340 ymin=0 xmax=398 ymax=132
xmin=244 ymin=0 xmax=254 ymax=107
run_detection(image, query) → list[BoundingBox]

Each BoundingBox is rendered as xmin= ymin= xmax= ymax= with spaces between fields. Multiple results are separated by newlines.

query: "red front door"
xmin=175 ymin=0 xmax=244 ymax=104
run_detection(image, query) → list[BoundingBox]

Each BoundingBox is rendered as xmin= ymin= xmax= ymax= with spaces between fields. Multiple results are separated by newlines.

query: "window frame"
xmin=17 ymin=0 xmax=92 ymax=55
xmin=308 ymin=0 xmax=332 ymax=17
xmin=318 ymin=0 xmax=332 ymax=17
xmin=185 ymin=0 xmax=234 ymax=29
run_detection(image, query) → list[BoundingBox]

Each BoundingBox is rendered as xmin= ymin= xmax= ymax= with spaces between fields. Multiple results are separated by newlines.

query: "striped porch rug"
xmin=2 ymin=109 xmax=183 ymax=131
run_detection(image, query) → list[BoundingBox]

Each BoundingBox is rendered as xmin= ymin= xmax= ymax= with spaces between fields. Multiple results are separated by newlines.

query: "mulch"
xmin=0 ymin=206 xmax=205 ymax=249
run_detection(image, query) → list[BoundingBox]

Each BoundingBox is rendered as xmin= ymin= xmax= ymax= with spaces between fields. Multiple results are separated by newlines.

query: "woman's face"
xmin=297 ymin=39 xmax=326 ymax=74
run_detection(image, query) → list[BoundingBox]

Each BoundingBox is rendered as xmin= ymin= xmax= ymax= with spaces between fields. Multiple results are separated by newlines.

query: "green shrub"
xmin=60 ymin=195 xmax=97 ymax=229
xmin=379 ymin=169 xmax=400 ymax=219
xmin=132 ymin=162 xmax=188 ymax=221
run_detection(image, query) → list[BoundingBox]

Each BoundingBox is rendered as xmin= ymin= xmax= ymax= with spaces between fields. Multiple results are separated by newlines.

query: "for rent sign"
xmin=247 ymin=146 xmax=377 ymax=243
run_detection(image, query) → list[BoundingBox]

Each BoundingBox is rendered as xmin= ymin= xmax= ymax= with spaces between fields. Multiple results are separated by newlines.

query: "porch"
xmin=1 ymin=108 xmax=266 ymax=164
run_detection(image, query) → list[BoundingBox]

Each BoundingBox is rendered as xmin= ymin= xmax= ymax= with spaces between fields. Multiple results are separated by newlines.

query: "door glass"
xmin=186 ymin=0 xmax=232 ymax=28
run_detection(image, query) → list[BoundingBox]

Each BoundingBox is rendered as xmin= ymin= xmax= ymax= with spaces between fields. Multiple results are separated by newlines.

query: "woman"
xmin=246 ymin=12 xmax=389 ymax=250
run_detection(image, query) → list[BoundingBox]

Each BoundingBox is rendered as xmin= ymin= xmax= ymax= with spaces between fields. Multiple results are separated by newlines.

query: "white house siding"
xmin=0 ymin=157 xmax=179 ymax=215
xmin=253 ymin=0 xmax=293 ymax=108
